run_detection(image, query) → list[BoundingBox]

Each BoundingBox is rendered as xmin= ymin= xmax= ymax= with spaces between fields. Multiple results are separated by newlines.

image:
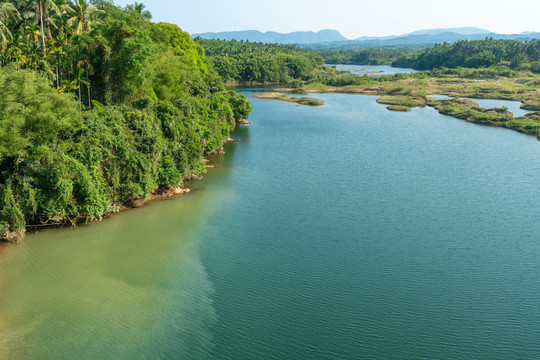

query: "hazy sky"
xmin=114 ymin=0 xmax=540 ymax=39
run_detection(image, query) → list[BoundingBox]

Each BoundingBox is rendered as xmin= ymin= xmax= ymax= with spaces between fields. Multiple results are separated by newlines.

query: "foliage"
xmin=503 ymin=117 xmax=540 ymax=137
xmin=376 ymin=95 xmax=427 ymax=107
xmin=0 ymin=1 xmax=252 ymax=241
xmin=520 ymin=101 xmax=540 ymax=111
xmin=195 ymin=38 xmax=324 ymax=84
xmin=433 ymin=98 xmax=513 ymax=125
xmin=392 ymin=38 xmax=540 ymax=71
xmin=386 ymin=105 xmax=411 ymax=112
xmin=316 ymin=48 xmax=415 ymax=66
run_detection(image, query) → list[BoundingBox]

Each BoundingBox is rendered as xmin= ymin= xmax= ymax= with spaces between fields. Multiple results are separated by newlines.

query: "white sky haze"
xmin=113 ymin=0 xmax=540 ymax=39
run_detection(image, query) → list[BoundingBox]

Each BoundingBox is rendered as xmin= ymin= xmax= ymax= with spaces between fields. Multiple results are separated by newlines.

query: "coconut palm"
xmin=21 ymin=0 xmax=66 ymax=48
xmin=0 ymin=2 xmax=21 ymax=50
xmin=127 ymin=2 xmax=151 ymax=20
xmin=67 ymin=0 xmax=104 ymax=35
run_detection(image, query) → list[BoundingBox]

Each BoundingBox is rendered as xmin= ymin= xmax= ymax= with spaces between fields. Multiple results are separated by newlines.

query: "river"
xmin=332 ymin=64 xmax=418 ymax=76
xmin=1 ymin=92 xmax=540 ymax=359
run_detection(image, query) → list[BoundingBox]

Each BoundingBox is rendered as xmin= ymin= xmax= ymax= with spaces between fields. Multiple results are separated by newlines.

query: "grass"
xmin=433 ymin=98 xmax=513 ymax=125
xmin=504 ymin=117 xmax=540 ymax=138
xmin=521 ymin=101 xmax=540 ymax=111
xmin=387 ymin=105 xmax=411 ymax=112
xmin=376 ymin=95 xmax=427 ymax=107
xmin=269 ymin=68 xmax=540 ymax=139
xmin=275 ymin=70 xmax=540 ymax=139
xmin=253 ymin=92 xmax=324 ymax=106
xmin=299 ymin=72 xmax=540 ymax=105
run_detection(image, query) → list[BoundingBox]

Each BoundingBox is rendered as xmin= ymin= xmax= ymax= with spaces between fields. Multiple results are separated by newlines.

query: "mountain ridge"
xmin=193 ymin=27 xmax=540 ymax=48
xmin=193 ymin=29 xmax=347 ymax=44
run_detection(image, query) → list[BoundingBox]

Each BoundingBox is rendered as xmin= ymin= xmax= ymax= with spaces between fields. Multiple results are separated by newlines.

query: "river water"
xmin=333 ymin=64 xmax=418 ymax=76
xmin=1 ymin=93 xmax=540 ymax=359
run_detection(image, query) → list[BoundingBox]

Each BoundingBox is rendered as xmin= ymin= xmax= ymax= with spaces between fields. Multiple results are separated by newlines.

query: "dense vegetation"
xmin=393 ymin=38 xmax=540 ymax=71
xmin=195 ymin=38 xmax=324 ymax=84
xmin=316 ymin=48 xmax=414 ymax=66
xmin=0 ymin=1 xmax=251 ymax=242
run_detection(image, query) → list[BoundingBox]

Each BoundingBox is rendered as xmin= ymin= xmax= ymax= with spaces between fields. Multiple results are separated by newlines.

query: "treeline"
xmin=393 ymin=38 xmax=540 ymax=71
xmin=315 ymin=48 xmax=416 ymax=66
xmin=0 ymin=1 xmax=251 ymax=241
xmin=195 ymin=38 xmax=324 ymax=83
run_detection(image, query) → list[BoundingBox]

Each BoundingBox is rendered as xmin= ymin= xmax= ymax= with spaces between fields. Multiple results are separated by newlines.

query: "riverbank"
xmin=0 ymin=185 xmax=192 ymax=246
xmin=1 ymin=133 xmax=247 ymax=244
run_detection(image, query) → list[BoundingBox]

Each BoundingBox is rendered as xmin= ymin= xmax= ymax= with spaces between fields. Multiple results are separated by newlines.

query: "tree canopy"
xmin=392 ymin=38 xmax=540 ymax=71
xmin=195 ymin=38 xmax=324 ymax=84
xmin=0 ymin=0 xmax=252 ymax=242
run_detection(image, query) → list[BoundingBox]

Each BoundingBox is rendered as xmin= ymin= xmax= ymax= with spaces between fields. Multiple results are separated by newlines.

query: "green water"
xmin=1 ymin=93 xmax=540 ymax=359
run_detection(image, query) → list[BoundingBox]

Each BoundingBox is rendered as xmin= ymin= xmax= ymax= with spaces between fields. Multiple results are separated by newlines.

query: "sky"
xmin=113 ymin=0 xmax=540 ymax=39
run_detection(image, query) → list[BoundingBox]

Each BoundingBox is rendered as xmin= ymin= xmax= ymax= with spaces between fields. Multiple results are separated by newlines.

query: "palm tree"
xmin=0 ymin=2 xmax=21 ymax=50
xmin=72 ymin=67 xmax=89 ymax=112
xmin=67 ymin=0 xmax=104 ymax=35
xmin=10 ymin=47 xmax=27 ymax=70
xmin=26 ymin=41 xmax=43 ymax=69
xmin=77 ymin=58 xmax=92 ymax=107
xmin=127 ymin=2 xmax=152 ymax=20
xmin=48 ymin=37 xmax=66 ymax=87
xmin=25 ymin=23 xmax=41 ymax=44
xmin=25 ymin=0 xmax=66 ymax=48
xmin=60 ymin=78 xmax=77 ymax=94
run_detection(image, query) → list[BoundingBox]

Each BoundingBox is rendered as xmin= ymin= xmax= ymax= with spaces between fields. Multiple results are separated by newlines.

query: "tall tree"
xmin=66 ymin=0 xmax=104 ymax=35
xmin=0 ymin=2 xmax=21 ymax=50
xmin=127 ymin=2 xmax=151 ymax=19
xmin=34 ymin=0 xmax=63 ymax=48
xmin=72 ymin=66 xmax=88 ymax=112
xmin=25 ymin=23 xmax=41 ymax=44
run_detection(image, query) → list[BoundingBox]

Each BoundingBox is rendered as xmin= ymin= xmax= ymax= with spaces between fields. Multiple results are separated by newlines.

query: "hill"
xmin=307 ymin=28 xmax=540 ymax=49
xmin=194 ymin=27 xmax=540 ymax=49
xmin=193 ymin=29 xmax=347 ymax=44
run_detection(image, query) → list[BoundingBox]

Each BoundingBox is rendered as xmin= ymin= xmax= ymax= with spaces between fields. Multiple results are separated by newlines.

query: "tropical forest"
xmin=0 ymin=0 xmax=251 ymax=241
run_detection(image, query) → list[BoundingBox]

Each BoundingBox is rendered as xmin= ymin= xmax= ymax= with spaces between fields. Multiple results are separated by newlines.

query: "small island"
xmin=386 ymin=105 xmax=412 ymax=112
xmin=253 ymin=92 xmax=325 ymax=106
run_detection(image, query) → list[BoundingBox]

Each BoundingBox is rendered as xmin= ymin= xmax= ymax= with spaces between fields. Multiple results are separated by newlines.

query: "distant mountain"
xmin=305 ymin=29 xmax=540 ymax=49
xmin=193 ymin=29 xmax=347 ymax=44
xmin=194 ymin=27 xmax=540 ymax=48
xmin=402 ymin=27 xmax=490 ymax=36
xmin=352 ymin=27 xmax=490 ymax=41
xmin=354 ymin=35 xmax=397 ymax=41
